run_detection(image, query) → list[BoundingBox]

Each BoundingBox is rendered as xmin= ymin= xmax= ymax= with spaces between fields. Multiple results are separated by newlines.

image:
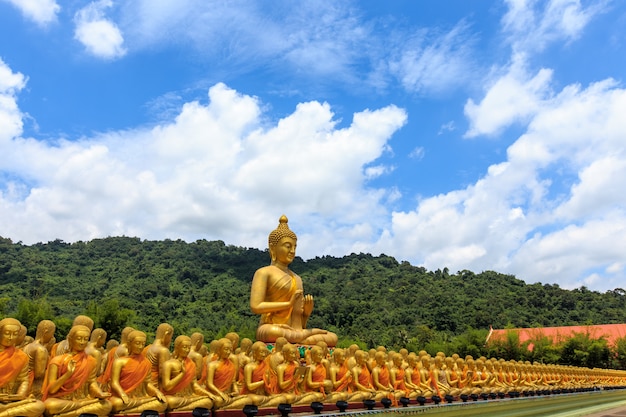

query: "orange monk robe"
xmin=0 ymin=346 xmax=29 ymax=389
xmin=116 ymin=354 xmax=152 ymax=395
xmin=429 ymin=369 xmax=442 ymax=397
xmin=42 ymin=352 xmax=96 ymax=400
xmin=335 ymin=363 xmax=352 ymax=393
xmin=162 ymin=358 xmax=196 ymax=395
xmin=409 ymin=369 xmax=421 ymax=387
xmin=280 ymin=363 xmax=300 ymax=394
xmin=241 ymin=360 xmax=270 ymax=395
xmin=358 ymin=365 xmax=374 ymax=389
xmin=264 ymin=356 xmax=279 ymax=395
xmin=308 ymin=364 xmax=327 ymax=395
xmin=392 ymin=368 xmax=409 ymax=396
xmin=213 ymin=359 xmax=236 ymax=392
xmin=260 ymin=274 xmax=296 ymax=326
xmin=97 ymin=345 xmax=117 ymax=385
xmin=377 ymin=366 xmax=391 ymax=387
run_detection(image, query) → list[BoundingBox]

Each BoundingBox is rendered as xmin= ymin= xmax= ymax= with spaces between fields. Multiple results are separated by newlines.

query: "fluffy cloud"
xmin=74 ymin=0 xmax=126 ymax=59
xmin=388 ymin=21 xmax=475 ymax=95
xmin=464 ymin=55 xmax=554 ymax=137
xmin=1 ymin=0 xmax=60 ymax=25
xmin=0 ymin=68 xmax=407 ymax=257
xmin=502 ymin=0 xmax=604 ymax=54
xmin=0 ymin=59 xmax=26 ymax=143
xmin=378 ymin=76 xmax=626 ymax=291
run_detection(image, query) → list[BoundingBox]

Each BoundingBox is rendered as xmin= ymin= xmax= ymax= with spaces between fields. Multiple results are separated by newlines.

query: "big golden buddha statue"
xmin=250 ymin=215 xmax=338 ymax=346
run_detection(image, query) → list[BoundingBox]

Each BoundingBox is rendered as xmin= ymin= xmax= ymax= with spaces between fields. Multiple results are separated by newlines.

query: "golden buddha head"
xmin=67 ymin=325 xmax=91 ymax=352
xmin=127 ymin=330 xmax=147 ymax=355
xmin=268 ymin=215 xmax=297 ymax=262
xmin=174 ymin=335 xmax=192 ymax=358
xmin=0 ymin=317 xmax=22 ymax=348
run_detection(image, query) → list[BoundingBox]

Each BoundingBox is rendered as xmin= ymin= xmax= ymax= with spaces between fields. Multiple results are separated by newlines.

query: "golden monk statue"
xmin=161 ymin=335 xmax=214 ymax=412
xmin=23 ymin=319 xmax=55 ymax=399
xmin=108 ymin=331 xmax=167 ymax=414
xmin=42 ymin=325 xmax=112 ymax=417
xmin=0 ymin=318 xmax=46 ymax=417
xmin=250 ymin=215 xmax=338 ymax=346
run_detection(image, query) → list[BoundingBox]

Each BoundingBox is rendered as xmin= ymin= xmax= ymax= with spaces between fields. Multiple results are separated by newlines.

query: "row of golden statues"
xmin=2 ymin=315 xmax=626 ymax=417
xmin=2 ymin=216 xmax=625 ymax=417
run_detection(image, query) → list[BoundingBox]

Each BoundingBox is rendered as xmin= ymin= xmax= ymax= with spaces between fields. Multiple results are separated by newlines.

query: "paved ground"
xmin=581 ymin=404 xmax=626 ymax=417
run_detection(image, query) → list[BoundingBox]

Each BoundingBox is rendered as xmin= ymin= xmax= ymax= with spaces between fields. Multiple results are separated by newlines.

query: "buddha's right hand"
xmin=290 ymin=289 xmax=304 ymax=305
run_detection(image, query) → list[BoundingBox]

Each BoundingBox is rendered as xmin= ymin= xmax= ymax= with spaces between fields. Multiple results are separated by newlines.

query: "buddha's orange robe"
xmin=278 ymin=362 xmax=299 ymax=394
xmin=357 ymin=365 xmax=374 ymax=389
xmin=42 ymin=352 xmax=96 ymax=400
xmin=162 ymin=358 xmax=196 ymax=395
xmin=241 ymin=360 xmax=269 ymax=395
xmin=213 ymin=359 xmax=236 ymax=392
xmin=335 ymin=363 xmax=352 ymax=392
xmin=116 ymin=354 xmax=151 ymax=395
xmin=0 ymin=346 xmax=29 ymax=389
xmin=260 ymin=273 xmax=297 ymax=326
xmin=97 ymin=345 xmax=117 ymax=385
xmin=308 ymin=364 xmax=326 ymax=394
xmin=377 ymin=366 xmax=391 ymax=387
xmin=393 ymin=368 xmax=408 ymax=395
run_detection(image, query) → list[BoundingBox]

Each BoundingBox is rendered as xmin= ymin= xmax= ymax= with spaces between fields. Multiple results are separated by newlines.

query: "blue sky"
xmin=1 ymin=0 xmax=625 ymax=293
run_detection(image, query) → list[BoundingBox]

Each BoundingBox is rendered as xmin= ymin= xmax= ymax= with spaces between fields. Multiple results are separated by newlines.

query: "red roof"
xmin=486 ymin=324 xmax=626 ymax=348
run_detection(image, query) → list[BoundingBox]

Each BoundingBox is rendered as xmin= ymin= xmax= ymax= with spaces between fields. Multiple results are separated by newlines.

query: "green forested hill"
xmin=1 ymin=236 xmax=626 ymax=365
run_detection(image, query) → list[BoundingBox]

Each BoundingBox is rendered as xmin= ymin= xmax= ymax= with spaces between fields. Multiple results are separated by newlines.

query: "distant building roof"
xmin=486 ymin=324 xmax=626 ymax=349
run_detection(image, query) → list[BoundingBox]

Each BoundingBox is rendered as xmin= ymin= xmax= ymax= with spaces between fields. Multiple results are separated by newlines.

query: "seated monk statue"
xmin=350 ymin=350 xmax=378 ymax=401
xmin=189 ymin=332 xmax=207 ymax=383
xmin=329 ymin=348 xmax=370 ymax=402
xmin=389 ymin=352 xmax=412 ymax=399
xmin=0 ymin=318 xmax=46 ymax=417
xmin=144 ymin=323 xmax=173 ymax=389
xmin=275 ymin=343 xmax=316 ymax=405
xmin=98 ymin=326 xmax=134 ymax=390
xmin=250 ymin=215 xmax=338 ymax=346
xmin=236 ymin=338 xmax=253 ymax=384
xmin=403 ymin=354 xmax=422 ymax=399
xmin=85 ymin=328 xmax=106 ymax=377
xmin=51 ymin=316 xmax=94 ymax=357
xmin=371 ymin=351 xmax=403 ymax=404
xmin=108 ymin=330 xmax=167 ymax=414
xmin=305 ymin=346 xmax=344 ymax=403
xmin=205 ymin=338 xmax=254 ymax=410
xmin=241 ymin=342 xmax=283 ymax=407
xmin=417 ymin=355 xmax=434 ymax=398
xmin=23 ymin=319 xmax=56 ymax=400
xmin=42 ymin=325 xmax=112 ymax=417
xmin=161 ymin=335 xmax=214 ymax=412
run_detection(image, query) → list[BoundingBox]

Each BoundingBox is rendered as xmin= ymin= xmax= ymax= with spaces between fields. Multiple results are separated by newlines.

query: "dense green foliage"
xmin=2 ymin=236 xmax=626 ymax=368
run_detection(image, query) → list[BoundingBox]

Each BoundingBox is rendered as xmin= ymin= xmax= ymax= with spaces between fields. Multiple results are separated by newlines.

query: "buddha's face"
xmin=334 ymin=351 xmax=345 ymax=364
xmin=177 ymin=341 xmax=192 ymax=358
xmin=70 ymin=329 xmax=91 ymax=352
xmin=254 ymin=346 xmax=268 ymax=361
xmin=219 ymin=340 xmax=233 ymax=359
xmin=311 ymin=348 xmax=323 ymax=364
xmin=129 ymin=336 xmax=147 ymax=355
xmin=0 ymin=324 xmax=20 ymax=348
xmin=272 ymin=237 xmax=296 ymax=265
xmin=284 ymin=347 xmax=296 ymax=362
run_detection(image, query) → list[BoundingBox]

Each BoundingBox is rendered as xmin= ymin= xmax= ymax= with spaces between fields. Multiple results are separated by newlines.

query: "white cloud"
xmin=377 ymin=75 xmax=626 ymax=292
xmin=0 ymin=59 xmax=27 ymax=143
xmin=2 ymin=0 xmax=60 ymax=25
xmin=74 ymin=0 xmax=127 ymax=59
xmin=389 ymin=21 xmax=475 ymax=95
xmin=0 ymin=75 xmax=407 ymax=259
xmin=464 ymin=54 xmax=554 ymax=137
xmin=502 ymin=0 xmax=606 ymax=54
